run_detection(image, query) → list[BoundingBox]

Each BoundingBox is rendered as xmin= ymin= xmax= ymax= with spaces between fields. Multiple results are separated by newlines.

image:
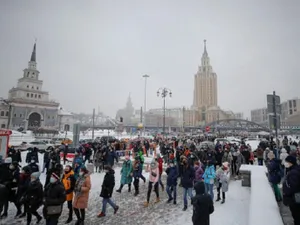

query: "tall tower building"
xmin=193 ymin=40 xmax=218 ymax=115
xmin=7 ymin=42 xmax=59 ymax=130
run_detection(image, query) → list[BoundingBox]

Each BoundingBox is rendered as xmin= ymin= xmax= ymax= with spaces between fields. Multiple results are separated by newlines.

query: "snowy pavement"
xmin=2 ymin=152 xmax=250 ymax=225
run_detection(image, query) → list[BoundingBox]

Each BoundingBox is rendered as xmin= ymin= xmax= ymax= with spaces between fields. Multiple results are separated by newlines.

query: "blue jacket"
xmin=202 ymin=165 xmax=216 ymax=184
xmin=267 ymin=159 xmax=281 ymax=184
xmin=133 ymin=161 xmax=143 ymax=178
xmin=166 ymin=166 xmax=178 ymax=186
xmin=181 ymin=165 xmax=195 ymax=188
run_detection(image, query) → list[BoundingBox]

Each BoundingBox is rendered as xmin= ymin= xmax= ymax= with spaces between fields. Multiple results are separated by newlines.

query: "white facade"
xmin=251 ymin=108 xmax=268 ymax=125
xmin=58 ymin=107 xmax=74 ymax=132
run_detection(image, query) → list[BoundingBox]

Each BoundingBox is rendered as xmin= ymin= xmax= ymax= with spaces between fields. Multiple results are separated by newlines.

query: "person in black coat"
xmin=181 ymin=157 xmax=195 ymax=211
xmin=191 ymin=181 xmax=214 ymax=225
xmin=0 ymin=157 xmax=13 ymax=218
xmin=97 ymin=165 xmax=119 ymax=218
xmin=43 ymin=173 xmax=66 ymax=225
xmin=282 ymin=156 xmax=300 ymax=225
xmin=22 ymin=172 xmax=43 ymax=225
xmin=17 ymin=166 xmax=31 ymax=218
xmin=27 ymin=157 xmax=40 ymax=174
xmin=26 ymin=148 xmax=39 ymax=164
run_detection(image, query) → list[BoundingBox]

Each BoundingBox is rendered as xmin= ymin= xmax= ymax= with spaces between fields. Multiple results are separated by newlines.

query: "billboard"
xmin=267 ymin=94 xmax=281 ymax=114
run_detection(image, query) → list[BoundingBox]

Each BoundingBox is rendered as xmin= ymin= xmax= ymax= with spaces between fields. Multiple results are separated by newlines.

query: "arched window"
xmin=0 ymin=111 xmax=4 ymax=117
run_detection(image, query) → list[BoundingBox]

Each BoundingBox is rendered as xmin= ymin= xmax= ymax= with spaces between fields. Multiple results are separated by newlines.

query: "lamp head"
xmin=169 ymin=92 xmax=172 ymax=97
xmin=157 ymin=91 xmax=160 ymax=97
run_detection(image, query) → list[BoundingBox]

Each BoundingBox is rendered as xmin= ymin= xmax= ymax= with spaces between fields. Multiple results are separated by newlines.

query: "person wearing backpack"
xmin=191 ymin=181 xmax=214 ymax=225
xmin=267 ymin=151 xmax=282 ymax=202
xmin=283 ymin=155 xmax=300 ymax=225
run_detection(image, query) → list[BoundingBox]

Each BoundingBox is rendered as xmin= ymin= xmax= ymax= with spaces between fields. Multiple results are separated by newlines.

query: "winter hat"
xmin=285 ymin=155 xmax=297 ymax=165
xmin=267 ymin=151 xmax=275 ymax=160
xmin=31 ymin=172 xmax=41 ymax=179
xmin=51 ymin=172 xmax=60 ymax=181
xmin=150 ymin=159 xmax=157 ymax=169
xmin=222 ymin=162 xmax=229 ymax=171
xmin=4 ymin=157 xmax=12 ymax=164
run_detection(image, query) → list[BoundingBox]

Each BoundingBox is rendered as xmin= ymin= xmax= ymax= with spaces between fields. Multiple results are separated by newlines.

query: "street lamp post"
xmin=157 ymin=87 xmax=172 ymax=135
xmin=142 ymin=74 xmax=150 ymax=134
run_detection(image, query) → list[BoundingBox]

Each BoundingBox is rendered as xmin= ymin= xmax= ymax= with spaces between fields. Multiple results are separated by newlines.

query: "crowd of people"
xmin=0 ymin=135 xmax=299 ymax=225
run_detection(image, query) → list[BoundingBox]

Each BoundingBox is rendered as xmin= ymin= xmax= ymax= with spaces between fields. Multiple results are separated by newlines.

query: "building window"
xmin=293 ymin=100 xmax=296 ymax=108
xmin=32 ymin=86 xmax=34 ymax=89
xmin=5 ymin=111 xmax=8 ymax=116
xmin=27 ymin=93 xmax=29 ymax=97
xmin=38 ymin=95 xmax=41 ymax=98
xmin=1 ymin=124 xmax=5 ymax=128
xmin=35 ymin=94 xmax=37 ymax=98
xmin=290 ymin=109 xmax=293 ymax=115
xmin=14 ymin=114 xmax=17 ymax=117
xmin=27 ymin=85 xmax=29 ymax=88
xmin=37 ymin=87 xmax=39 ymax=90
xmin=48 ymin=116 xmax=50 ymax=119
xmin=0 ymin=111 xmax=4 ymax=116
xmin=289 ymin=100 xmax=292 ymax=108
xmin=20 ymin=114 xmax=22 ymax=117
xmin=31 ymin=94 xmax=33 ymax=98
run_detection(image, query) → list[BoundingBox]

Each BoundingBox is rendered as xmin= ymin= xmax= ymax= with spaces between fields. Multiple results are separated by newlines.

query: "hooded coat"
xmin=147 ymin=161 xmax=159 ymax=183
xmin=100 ymin=169 xmax=115 ymax=199
xmin=191 ymin=182 xmax=214 ymax=225
xmin=120 ymin=159 xmax=133 ymax=185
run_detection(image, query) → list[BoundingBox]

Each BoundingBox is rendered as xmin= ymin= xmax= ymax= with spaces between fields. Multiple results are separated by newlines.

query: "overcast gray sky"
xmin=0 ymin=1 xmax=299 ymax=118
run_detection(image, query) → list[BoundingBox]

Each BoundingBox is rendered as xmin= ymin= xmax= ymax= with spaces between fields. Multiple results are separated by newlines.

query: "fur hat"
xmin=285 ymin=155 xmax=297 ymax=165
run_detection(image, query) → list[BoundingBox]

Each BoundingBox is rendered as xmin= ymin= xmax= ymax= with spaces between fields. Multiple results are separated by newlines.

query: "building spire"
xmin=30 ymin=40 xmax=36 ymax=62
xmin=203 ymin=39 xmax=208 ymax=55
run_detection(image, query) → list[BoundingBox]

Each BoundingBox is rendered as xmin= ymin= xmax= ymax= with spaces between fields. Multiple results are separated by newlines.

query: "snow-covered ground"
xmin=3 ymin=152 xmax=250 ymax=225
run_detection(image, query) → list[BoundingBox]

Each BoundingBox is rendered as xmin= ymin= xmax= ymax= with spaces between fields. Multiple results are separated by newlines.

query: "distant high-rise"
xmin=193 ymin=40 xmax=218 ymax=113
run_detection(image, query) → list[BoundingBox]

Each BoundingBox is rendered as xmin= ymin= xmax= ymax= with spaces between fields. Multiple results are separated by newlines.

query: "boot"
xmin=173 ymin=200 xmax=177 ymax=205
xmin=154 ymin=198 xmax=160 ymax=203
xmin=216 ymin=195 xmax=221 ymax=202
xmin=75 ymin=220 xmax=82 ymax=225
xmin=97 ymin=212 xmax=106 ymax=218
xmin=114 ymin=206 xmax=119 ymax=214
xmin=65 ymin=211 xmax=73 ymax=223
xmin=182 ymin=205 xmax=187 ymax=211
xmin=19 ymin=212 xmax=26 ymax=218
xmin=167 ymin=198 xmax=173 ymax=203
xmin=221 ymin=199 xmax=225 ymax=204
xmin=128 ymin=184 xmax=131 ymax=192
xmin=116 ymin=184 xmax=124 ymax=193
xmin=36 ymin=215 xmax=42 ymax=224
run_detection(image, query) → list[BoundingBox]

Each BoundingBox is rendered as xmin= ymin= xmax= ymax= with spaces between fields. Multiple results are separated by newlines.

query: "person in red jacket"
xmin=156 ymin=154 xmax=165 ymax=191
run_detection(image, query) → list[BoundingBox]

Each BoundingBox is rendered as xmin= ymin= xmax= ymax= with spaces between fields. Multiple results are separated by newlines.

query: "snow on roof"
xmin=58 ymin=107 xmax=73 ymax=116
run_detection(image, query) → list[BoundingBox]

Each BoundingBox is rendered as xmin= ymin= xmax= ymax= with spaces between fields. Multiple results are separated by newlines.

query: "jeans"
xmin=183 ymin=187 xmax=193 ymax=206
xmin=158 ymin=174 xmax=164 ymax=189
xmin=258 ymin=159 xmax=263 ymax=166
xmin=166 ymin=185 xmax=177 ymax=201
xmin=205 ymin=183 xmax=214 ymax=200
xmin=102 ymin=198 xmax=116 ymax=214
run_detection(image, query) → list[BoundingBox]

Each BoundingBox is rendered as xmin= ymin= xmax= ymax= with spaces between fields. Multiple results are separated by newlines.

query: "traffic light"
xmin=120 ymin=117 xmax=123 ymax=123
